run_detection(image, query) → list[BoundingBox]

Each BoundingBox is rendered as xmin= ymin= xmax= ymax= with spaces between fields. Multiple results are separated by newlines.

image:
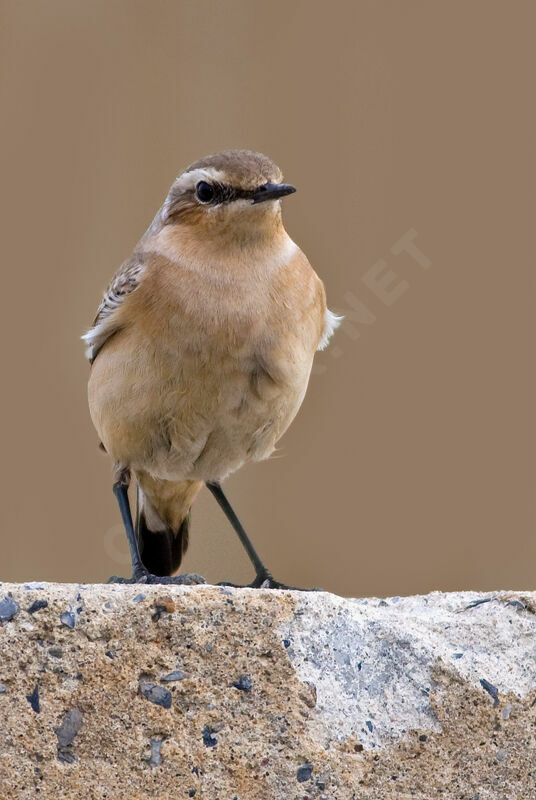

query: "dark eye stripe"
xmin=233 ymin=187 xmax=256 ymax=201
xmin=194 ymin=182 xmax=260 ymax=205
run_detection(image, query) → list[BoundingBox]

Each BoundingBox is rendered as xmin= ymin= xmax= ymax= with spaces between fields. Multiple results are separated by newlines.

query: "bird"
xmin=83 ymin=149 xmax=340 ymax=587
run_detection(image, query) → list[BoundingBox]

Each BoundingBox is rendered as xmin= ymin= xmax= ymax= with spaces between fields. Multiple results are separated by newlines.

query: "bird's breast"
xmin=89 ymin=241 xmax=323 ymax=480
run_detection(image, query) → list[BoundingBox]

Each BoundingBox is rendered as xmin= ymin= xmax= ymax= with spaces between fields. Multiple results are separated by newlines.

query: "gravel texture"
xmin=0 ymin=583 xmax=535 ymax=799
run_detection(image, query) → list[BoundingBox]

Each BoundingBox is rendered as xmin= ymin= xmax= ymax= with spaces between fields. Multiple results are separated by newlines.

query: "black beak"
xmin=251 ymin=182 xmax=296 ymax=204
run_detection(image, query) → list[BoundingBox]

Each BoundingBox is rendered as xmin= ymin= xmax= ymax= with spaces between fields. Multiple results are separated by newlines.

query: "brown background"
xmin=1 ymin=1 xmax=534 ymax=596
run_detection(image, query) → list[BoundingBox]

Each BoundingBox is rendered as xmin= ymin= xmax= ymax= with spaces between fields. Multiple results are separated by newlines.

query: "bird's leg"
xmin=112 ymin=468 xmax=148 ymax=582
xmin=108 ymin=468 xmax=206 ymax=586
xmin=206 ymin=481 xmax=297 ymax=589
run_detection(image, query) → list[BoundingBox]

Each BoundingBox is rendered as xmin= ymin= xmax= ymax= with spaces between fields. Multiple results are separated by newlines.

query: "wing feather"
xmin=82 ymin=253 xmax=145 ymax=362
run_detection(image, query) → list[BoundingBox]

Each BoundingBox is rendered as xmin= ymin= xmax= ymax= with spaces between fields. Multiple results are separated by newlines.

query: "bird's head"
xmin=160 ymin=150 xmax=296 ymax=244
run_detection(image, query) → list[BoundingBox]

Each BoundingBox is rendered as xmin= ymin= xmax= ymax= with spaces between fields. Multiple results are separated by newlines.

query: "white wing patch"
xmin=82 ymin=258 xmax=145 ymax=362
xmin=82 ymin=316 xmax=119 ymax=362
xmin=318 ymin=308 xmax=343 ymax=350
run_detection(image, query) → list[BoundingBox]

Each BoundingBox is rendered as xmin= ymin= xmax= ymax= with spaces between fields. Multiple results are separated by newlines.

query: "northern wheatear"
xmin=84 ymin=150 xmax=340 ymax=587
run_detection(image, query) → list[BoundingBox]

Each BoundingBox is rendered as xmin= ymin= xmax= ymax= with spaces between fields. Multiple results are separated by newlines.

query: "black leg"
xmin=206 ymin=481 xmax=297 ymax=589
xmin=108 ymin=469 xmax=206 ymax=586
xmin=113 ymin=471 xmax=148 ymax=581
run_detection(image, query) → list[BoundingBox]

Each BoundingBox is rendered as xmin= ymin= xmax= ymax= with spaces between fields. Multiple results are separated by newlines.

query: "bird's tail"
xmin=135 ymin=471 xmax=203 ymax=577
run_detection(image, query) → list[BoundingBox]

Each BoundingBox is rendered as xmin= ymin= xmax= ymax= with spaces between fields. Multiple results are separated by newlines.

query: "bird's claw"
xmin=107 ymin=572 xmax=206 ymax=586
xmin=218 ymin=572 xmax=321 ymax=591
xmin=251 ymin=575 xmax=293 ymax=590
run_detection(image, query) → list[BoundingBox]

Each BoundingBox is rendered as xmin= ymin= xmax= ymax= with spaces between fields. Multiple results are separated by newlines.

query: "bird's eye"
xmin=195 ymin=181 xmax=215 ymax=203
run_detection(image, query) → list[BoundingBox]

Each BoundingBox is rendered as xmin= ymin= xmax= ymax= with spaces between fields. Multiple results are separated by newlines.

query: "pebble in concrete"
xmin=27 ymin=599 xmax=48 ymax=614
xmin=139 ymin=681 xmax=172 ymax=709
xmin=56 ymin=709 xmax=84 ymax=763
xmin=60 ymin=611 xmax=76 ymax=629
xmin=232 ymin=675 xmax=252 ymax=692
xmin=0 ymin=596 xmax=19 ymax=621
xmin=26 ymin=684 xmax=40 ymax=713
xmin=297 ymin=762 xmax=314 ymax=783
xmin=148 ymin=737 xmax=163 ymax=767
xmin=202 ymin=726 xmax=217 ymax=748
xmin=160 ymin=670 xmax=187 ymax=682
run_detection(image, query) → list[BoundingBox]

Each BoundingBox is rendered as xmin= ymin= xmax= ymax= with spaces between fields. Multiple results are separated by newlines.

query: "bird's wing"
xmin=82 ymin=253 xmax=145 ymax=363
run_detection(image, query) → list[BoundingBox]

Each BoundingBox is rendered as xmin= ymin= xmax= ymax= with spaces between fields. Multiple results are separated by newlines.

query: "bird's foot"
xmin=219 ymin=570 xmax=320 ymax=591
xmin=107 ymin=571 xmax=206 ymax=586
xmin=250 ymin=572 xmax=296 ymax=590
